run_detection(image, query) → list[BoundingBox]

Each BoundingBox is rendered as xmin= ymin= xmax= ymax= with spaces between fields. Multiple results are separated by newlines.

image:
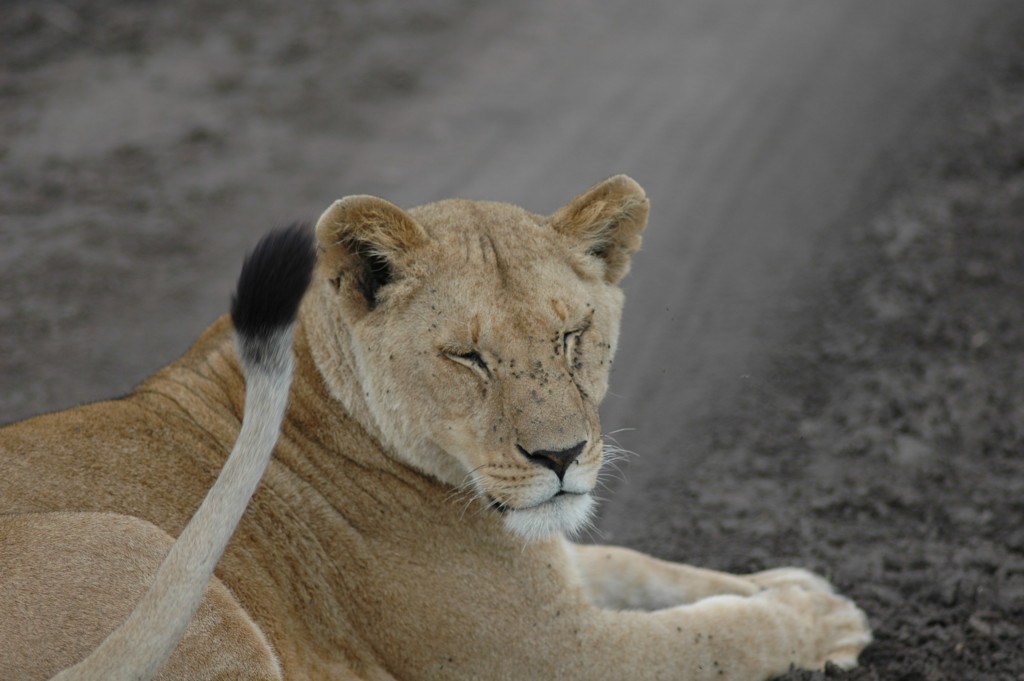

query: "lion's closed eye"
xmin=562 ymin=330 xmax=582 ymax=358
xmin=443 ymin=347 xmax=491 ymax=377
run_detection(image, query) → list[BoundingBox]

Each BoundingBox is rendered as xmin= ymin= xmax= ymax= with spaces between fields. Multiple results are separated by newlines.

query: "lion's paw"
xmin=755 ymin=584 xmax=872 ymax=670
xmin=818 ymin=595 xmax=873 ymax=670
xmin=747 ymin=567 xmax=836 ymax=595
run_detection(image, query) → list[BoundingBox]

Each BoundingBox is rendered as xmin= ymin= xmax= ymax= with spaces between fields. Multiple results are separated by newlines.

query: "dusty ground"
xmin=2 ymin=1 xmax=1023 ymax=679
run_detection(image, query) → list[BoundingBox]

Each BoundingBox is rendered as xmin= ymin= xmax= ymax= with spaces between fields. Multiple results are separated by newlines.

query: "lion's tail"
xmin=51 ymin=225 xmax=316 ymax=681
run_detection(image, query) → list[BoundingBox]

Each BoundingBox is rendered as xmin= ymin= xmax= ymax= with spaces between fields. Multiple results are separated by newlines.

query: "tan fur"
xmin=0 ymin=513 xmax=282 ymax=680
xmin=0 ymin=176 xmax=870 ymax=680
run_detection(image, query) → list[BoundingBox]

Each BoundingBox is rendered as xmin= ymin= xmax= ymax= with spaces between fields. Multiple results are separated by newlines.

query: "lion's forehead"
xmin=403 ymin=199 xmax=607 ymax=310
xmin=410 ymin=199 xmax=559 ymax=265
xmin=405 ymin=285 xmax=596 ymax=347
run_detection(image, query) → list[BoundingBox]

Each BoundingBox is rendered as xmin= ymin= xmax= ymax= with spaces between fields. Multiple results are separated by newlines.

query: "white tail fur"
xmin=51 ymin=225 xmax=315 ymax=681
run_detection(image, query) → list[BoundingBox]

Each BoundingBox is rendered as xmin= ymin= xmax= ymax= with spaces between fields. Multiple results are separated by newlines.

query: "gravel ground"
xmin=614 ymin=17 xmax=1024 ymax=680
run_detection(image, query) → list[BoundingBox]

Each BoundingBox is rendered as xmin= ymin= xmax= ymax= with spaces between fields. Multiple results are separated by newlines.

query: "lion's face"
xmin=307 ymin=177 xmax=648 ymax=540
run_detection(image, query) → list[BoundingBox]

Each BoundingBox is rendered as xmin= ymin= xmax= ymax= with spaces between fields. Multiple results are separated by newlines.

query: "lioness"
xmin=0 ymin=176 xmax=870 ymax=680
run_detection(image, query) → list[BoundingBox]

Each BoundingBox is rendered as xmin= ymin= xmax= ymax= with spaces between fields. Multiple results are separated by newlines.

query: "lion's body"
xmin=0 ymin=177 xmax=870 ymax=681
xmin=0 ymin=318 xmax=615 ymax=680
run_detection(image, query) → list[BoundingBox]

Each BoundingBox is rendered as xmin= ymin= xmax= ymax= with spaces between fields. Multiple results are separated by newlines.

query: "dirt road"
xmin=1 ymin=0 xmax=1007 ymax=515
xmin=2 ymin=1 xmax=1021 ymax=678
xmin=298 ymin=0 xmax=1010 ymax=459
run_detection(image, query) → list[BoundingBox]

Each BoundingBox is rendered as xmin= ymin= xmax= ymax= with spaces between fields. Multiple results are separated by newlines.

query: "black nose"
xmin=517 ymin=441 xmax=586 ymax=481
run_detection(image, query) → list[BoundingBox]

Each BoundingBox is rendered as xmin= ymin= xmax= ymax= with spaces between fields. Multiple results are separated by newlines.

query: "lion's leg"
xmin=555 ymin=541 xmax=870 ymax=678
xmin=571 ymin=544 xmax=838 ymax=611
xmin=0 ymin=512 xmax=282 ymax=681
xmin=571 ymin=543 xmax=759 ymax=610
xmin=160 ymin=577 xmax=284 ymax=681
xmin=570 ymin=583 xmax=871 ymax=678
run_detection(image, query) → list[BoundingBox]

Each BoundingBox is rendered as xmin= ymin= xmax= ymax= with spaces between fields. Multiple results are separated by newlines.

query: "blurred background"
xmin=2 ymin=1 xmax=1022 ymax=677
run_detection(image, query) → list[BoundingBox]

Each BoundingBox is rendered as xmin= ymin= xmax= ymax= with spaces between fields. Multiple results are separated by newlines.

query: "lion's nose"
xmin=517 ymin=441 xmax=586 ymax=481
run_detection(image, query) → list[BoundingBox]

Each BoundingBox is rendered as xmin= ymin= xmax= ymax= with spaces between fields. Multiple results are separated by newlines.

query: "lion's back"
xmin=0 ymin=391 xmax=221 ymax=528
xmin=0 ymin=315 xmax=245 ymax=522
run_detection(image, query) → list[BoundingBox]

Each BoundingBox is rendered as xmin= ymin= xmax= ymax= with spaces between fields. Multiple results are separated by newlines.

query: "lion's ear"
xmin=549 ymin=175 xmax=649 ymax=284
xmin=315 ymin=195 xmax=429 ymax=310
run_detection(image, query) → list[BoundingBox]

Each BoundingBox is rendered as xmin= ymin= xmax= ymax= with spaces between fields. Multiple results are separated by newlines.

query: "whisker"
xmin=459 ymin=494 xmax=479 ymax=521
xmin=443 ymin=479 xmax=478 ymax=504
xmin=596 ymin=460 xmax=628 ymax=487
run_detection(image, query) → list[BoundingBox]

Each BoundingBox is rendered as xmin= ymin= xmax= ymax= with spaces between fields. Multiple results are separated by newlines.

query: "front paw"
xmin=755 ymin=585 xmax=872 ymax=670
xmin=747 ymin=566 xmax=836 ymax=595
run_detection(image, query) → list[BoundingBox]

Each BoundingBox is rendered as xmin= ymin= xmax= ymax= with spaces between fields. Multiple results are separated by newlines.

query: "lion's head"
xmin=303 ymin=175 xmax=648 ymax=541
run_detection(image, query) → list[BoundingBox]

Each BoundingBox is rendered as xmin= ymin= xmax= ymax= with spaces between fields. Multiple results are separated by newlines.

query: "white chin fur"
xmin=503 ymin=493 xmax=595 ymax=542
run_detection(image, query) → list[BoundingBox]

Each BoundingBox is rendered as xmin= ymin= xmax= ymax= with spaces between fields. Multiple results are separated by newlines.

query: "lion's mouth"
xmin=487 ymin=490 xmax=584 ymax=515
xmin=488 ymin=498 xmax=511 ymax=514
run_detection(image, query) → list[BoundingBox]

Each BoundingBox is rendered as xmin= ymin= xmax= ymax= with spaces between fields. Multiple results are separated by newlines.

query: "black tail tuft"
xmin=231 ymin=223 xmax=317 ymax=342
